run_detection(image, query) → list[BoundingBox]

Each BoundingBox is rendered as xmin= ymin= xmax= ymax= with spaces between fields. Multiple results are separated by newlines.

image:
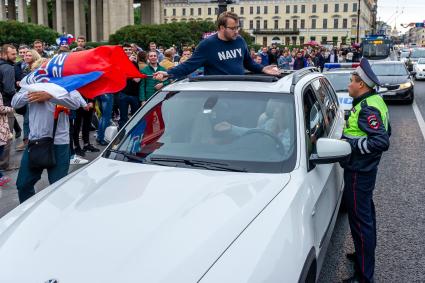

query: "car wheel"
xmin=406 ymin=93 xmax=414 ymax=105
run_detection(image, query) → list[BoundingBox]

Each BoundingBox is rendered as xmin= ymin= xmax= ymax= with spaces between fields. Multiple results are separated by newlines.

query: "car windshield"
xmin=417 ymin=58 xmax=425 ymax=64
xmin=410 ymin=49 xmax=425 ymax=59
xmin=400 ymin=52 xmax=410 ymax=58
xmin=105 ymin=90 xmax=297 ymax=173
xmin=371 ymin=64 xmax=408 ymax=76
xmin=324 ymin=72 xmax=351 ymax=91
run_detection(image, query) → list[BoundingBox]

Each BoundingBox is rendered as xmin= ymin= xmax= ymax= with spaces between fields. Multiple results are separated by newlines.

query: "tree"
xmin=109 ymin=20 xmax=254 ymax=49
xmin=0 ymin=20 xmax=59 ymax=45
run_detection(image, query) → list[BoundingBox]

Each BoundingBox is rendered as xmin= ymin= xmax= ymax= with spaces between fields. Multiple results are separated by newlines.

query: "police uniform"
xmin=342 ymin=58 xmax=391 ymax=283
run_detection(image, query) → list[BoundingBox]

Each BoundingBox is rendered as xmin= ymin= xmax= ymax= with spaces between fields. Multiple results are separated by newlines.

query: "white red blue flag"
xmin=20 ymin=46 xmax=146 ymax=99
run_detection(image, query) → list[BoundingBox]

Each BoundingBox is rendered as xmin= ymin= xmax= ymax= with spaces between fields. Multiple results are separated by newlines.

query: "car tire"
xmin=304 ymin=260 xmax=317 ymax=283
xmin=406 ymin=93 xmax=414 ymax=105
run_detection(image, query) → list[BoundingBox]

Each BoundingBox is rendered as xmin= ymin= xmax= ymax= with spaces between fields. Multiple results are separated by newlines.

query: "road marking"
xmin=412 ymin=100 xmax=425 ymax=141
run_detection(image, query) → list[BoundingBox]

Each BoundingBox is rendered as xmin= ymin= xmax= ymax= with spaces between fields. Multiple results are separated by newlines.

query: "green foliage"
xmin=110 ymin=20 xmax=254 ymax=49
xmin=0 ymin=20 xmax=59 ymax=45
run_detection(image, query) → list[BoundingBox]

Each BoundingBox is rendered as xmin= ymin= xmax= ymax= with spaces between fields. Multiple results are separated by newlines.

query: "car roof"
xmin=163 ymin=68 xmax=322 ymax=94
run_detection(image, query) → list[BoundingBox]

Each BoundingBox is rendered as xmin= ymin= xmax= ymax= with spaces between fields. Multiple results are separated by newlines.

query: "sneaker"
xmin=83 ymin=144 xmax=100 ymax=152
xmin=0 ymin=176 xmax=11 ymax=187
xmin=75 ymin=147 xmax=86 ymax=157
xmin=69 ymin=155 xmax=89 ymax=165
xmin=96 ymin=139 xmax=108 ymax=146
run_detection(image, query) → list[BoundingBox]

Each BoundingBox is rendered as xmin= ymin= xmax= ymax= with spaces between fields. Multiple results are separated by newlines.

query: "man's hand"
xmin=154 ymin=83 xmax=164 ymax=90
xmin=262 ymin=65 xmax=280 ymax=76
xmin=153 ymin=71 xmax=169 ymax=81
xmin=28 ymin=91 xmax=53 ymax=103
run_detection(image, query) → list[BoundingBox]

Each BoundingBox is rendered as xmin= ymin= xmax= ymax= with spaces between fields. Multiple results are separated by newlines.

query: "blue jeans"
xmin=16 ymin=144 xmax=70 ymax=203
xmin=97 ymin=93 xmax=114 ymax=142
xmin=118 ymin=92 xmax=140 ymax=129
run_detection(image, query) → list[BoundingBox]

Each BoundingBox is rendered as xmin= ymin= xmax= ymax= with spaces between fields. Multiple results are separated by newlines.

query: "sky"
xmin=377 ymin=0 xmax=425 ymax=33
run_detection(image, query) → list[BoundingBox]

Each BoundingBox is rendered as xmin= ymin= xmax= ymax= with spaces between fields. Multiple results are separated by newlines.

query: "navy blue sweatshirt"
xmin=168 ymin=34 xmax=263 ymax=78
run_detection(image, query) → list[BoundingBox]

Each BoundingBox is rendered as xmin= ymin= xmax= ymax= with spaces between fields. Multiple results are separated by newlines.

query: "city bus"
xmin=361 ymin=35 xmax=392 ymax=61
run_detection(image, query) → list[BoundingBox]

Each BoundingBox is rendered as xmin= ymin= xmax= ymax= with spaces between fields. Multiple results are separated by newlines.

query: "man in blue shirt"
xmin=153 ymin=11 xmax=279 ymax=80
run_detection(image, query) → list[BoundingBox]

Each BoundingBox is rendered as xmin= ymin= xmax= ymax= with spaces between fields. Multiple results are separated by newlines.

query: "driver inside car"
xmin=213 ymin=99 xmax=291 ymax=150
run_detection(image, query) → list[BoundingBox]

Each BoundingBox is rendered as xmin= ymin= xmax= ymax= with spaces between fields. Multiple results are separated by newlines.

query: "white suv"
xmin=0 ymin=69 xmax=350 ymax=283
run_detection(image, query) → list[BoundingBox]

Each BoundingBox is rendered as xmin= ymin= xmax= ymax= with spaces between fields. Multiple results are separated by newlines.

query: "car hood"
xmin=0 ymin=157 xmax=290 ymax=283
xmin=377 ymin=75 xmax=410 ymax=85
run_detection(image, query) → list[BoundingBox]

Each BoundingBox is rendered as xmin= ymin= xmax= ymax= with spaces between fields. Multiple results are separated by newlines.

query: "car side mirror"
xmin=309 ymin=138 xmax=351 ymax=165
xmin=104 ymin=125 xmax=118 ymax=143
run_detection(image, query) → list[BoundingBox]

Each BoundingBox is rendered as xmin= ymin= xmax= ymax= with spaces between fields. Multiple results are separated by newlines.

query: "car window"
xmin=105 ymin=90 xmax=297 ymax=173
xmin=418 ymin=58 xmax=425 ymax=64
xmin=324 ymin=72 xmax=350 ymax=92
xmin=371 ymin=63 xmax=408 ymax=76
xmin=311 ymin=78 xmax=336 ymax=134
xmin=411 ymin=49 xmax=425 ymax=58
xmin=303 ymin=87 xmax=327 ymax=157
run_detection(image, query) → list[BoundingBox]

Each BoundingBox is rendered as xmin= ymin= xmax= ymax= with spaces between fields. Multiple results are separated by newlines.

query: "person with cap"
xmin=341 ymin=58 xmax=391 ymax=283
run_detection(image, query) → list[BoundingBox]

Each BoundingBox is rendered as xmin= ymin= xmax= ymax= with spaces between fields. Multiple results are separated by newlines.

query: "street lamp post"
xmin=356 ymin=0 xmax=361 ymax=43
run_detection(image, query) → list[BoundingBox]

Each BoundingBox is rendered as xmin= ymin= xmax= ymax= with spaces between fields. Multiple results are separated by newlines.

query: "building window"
xmin=256 ymin=20 xmax=260 ymax=29
xmin=182 ymin=8 xmax=186 ymax=16
xmin=312 ymin=4 xmax=316 ymax=13
xmin=264 ymin=20 xmax=268 ymax=29
xmin=334 ymin=18 xmax=339 ymax=29
xmin=321 ymin=36 xmax=327 ymax=44
xmin=294 ymin=5 xmax=298 ymax=13
xmin=343 ymin=18 xmax=348 ymax=28
xmin=164 ymin=19 xmax=168 ymax=23
xmin=301 ymin=5 xmax=305 ymax=13
xmin=301 ymin=19 xmax=305 ymax=29
xmin=230 ymin=7 xmax=234 ymax=13
xmin=208 ymin=8 xmax=211 ymax=15
xmin=164 ymin=9 xmax=166 ymax=16
xmin=285 ymin=37 xmax=290 ymax=45
xmin=285 ymin=20 xmax=290 ymax=29
xmin=343 ymin=3 xmax=348 ymax=12
xmin=240 ymin=7 xmax=244 ymax=15
xmin=334 ymin=4 xmax=339 ymax=12
xmin=264 ymin=6 xmax=268 ymax=14
xmin=250 ymin=20 xmax=253 ymax=29
xmin=250 ymin=6 xmax=253 ymax=14
xmin=293 ymin=19 xmax=298 ymax=29
xmin=310 ymin=36 xmax=316 ymax=41
xmin=257 ymin=6 xmax=260 ymax=14
xmin=198 ymin=8 xmax=201 ymax=15
xmin=190 ymin=8 xmax=194 ymax=16
xmin=323 ymin=18 xmax=328 ymax=29
xmin=353 ymin=3 xmax=358 ymax=12
xmin=274 ymin=20 xmax=279 ymax=29
xmin=275 ymin=5 xmax=279 ymax=14
xmin=172 ymin=8 xmax=176 ymax=16
xmin=311 ymin=19 xmax=316 ymax=29
xmin=292 ymin=36 xmax=297 ymax=45
xmin=240 ymin=19 xmax=244 ymax=29
xmin=215 ymin=8 xmax=218 ymax=15
xmin=300 ymin=36 xmax=305 ymax=45
xmin=324 ymin=4 xmax=328 ymax=13
xmin=286 ymin=5 xmax=290 ymax=13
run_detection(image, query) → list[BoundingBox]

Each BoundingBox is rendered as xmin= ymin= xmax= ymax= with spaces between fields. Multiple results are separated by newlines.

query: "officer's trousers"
xmin=343 ymin=169 xmax=377 ymax=283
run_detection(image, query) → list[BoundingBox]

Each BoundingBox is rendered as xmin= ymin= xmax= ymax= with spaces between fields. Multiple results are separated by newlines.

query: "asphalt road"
xmin=1 ymin=80 xmax=424 ymax=283
xmin=318 ymin=80 xmax=425 ymax=282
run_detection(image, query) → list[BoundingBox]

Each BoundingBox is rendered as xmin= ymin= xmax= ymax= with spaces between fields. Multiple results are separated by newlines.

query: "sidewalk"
xmin=0 ymin=128 xmax=106 ymax=218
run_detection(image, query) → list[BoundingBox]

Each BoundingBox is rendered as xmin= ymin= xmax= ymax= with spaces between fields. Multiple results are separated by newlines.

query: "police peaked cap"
xmin=353 ymin=58 xmax=381 ymax=88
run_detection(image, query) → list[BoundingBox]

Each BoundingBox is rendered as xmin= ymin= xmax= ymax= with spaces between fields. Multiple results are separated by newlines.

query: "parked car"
xmin=371 ymin=61 xmax=415 ymax=104
xmin=0 ymin=69 xmax=350 ymax=283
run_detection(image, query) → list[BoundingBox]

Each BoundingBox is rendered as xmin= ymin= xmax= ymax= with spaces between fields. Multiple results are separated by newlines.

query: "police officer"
xmin=342 ymin=58 xmax=391 ymax=283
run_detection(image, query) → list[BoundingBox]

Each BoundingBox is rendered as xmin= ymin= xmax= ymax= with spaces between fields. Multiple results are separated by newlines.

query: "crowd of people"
xmin=0 ymin=34 xmax=363 ymax=191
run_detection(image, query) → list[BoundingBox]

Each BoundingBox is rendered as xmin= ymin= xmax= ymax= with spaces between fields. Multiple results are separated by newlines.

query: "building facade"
xmin=164 ymin=0 xmax=377 ymax=46
xmin=0 ymin=0 xmax=163 ymax=42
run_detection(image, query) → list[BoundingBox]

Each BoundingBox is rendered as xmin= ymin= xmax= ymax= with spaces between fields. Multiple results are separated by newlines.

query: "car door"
xmin=304 ymin=79 xmax=341 ymax=252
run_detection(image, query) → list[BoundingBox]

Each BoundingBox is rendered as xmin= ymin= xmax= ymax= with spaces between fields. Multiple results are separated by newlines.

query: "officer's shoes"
xmin=342 ymin=274 xmax=360 ymax=283
xmin=346 ymin=252 xmax=356 ymax=262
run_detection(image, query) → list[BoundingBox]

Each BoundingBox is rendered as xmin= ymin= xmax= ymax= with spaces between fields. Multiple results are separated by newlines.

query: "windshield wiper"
xmin=148 ymin=157 xmax=247 ymax=172
xmin=106 ymin=149 xmax=149 ymax=163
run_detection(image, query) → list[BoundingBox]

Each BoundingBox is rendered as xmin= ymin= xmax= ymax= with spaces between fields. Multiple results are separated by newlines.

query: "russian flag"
xmin=20 ymin=46 xmax=146 ymax=99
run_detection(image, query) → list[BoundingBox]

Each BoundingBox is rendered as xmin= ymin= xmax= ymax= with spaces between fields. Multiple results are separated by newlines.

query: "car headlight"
xmin=399 ymin=82 xmax=412 ymax=90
